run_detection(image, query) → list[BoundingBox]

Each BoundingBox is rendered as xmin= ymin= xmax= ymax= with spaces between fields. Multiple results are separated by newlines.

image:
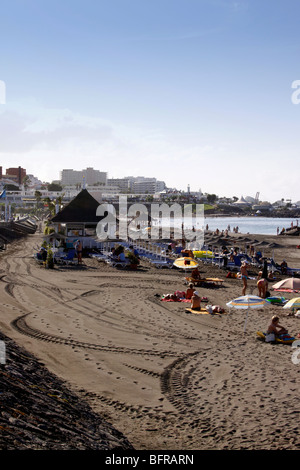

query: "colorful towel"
xmin=161 ymin=296 xmax=191 ymax=302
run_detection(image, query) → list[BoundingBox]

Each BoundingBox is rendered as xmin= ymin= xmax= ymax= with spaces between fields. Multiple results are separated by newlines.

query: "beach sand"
xmin=0 ymin=230 xmax=300 ymax=450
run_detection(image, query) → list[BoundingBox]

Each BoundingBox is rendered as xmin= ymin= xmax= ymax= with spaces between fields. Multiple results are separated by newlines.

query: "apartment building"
xmin=61 ymin=168 xmax=107 ymax=186
xmin=0 ymin=166 xmax=26 ymax=185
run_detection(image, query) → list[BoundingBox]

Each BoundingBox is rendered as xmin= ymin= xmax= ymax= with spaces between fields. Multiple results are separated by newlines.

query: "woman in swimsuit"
xmin=257 ymin=278 xmax=268 ymax=298
xmin=240 ymin=261 xmax=248 ymax=296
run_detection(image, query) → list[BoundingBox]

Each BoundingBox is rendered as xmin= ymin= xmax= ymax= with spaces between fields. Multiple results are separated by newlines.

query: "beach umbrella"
xmin=226 ymin=295 xmax=269 ymax=333
xmin=272 ymin=278 xmax=300 ymax=292
xmin=173 ymin=257 xmax=198 ymax=270
xmin=283 ymin=297 xmax=300 ymax=311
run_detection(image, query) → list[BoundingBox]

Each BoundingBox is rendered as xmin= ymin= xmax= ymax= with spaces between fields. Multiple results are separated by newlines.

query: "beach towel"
xmin=161 ymin=291 xmax=187 ymax=302
xmin=185 ymin=306 xmax=224 ymax=315
xmin=161 ymin=294 xmax=191 ymax=302
xmin=161 ymin=292 xmax=209 ymax=303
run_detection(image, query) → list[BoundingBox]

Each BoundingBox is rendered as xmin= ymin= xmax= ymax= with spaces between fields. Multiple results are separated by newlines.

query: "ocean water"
xmin=156 ymin=216 xmax=299 ymax=236
xmin=203 ymin=216 xmax=299 ymax=235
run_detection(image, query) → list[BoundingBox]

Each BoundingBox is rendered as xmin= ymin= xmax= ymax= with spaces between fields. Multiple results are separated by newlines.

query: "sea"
xmin=203 ymin=216 xmax=299 ymax=236
xmin=157 ymin=216 xmax=299 ymax=236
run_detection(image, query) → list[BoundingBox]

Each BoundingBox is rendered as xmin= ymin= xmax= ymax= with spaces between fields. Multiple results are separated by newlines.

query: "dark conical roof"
xmin=51 ymin=189 xmax=102 ymax=223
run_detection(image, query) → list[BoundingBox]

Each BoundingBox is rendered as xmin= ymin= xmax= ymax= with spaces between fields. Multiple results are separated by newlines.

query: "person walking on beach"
xmin=240 ymin=261 xmax=248 ymax=296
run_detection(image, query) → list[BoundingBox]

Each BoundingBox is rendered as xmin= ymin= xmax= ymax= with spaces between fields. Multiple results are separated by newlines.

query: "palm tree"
xmin=43 ymin=197 xmax=56 ymax=216
xmin=35 ymin=190 xmax=42 ymax=209
xmin=55 ymin=193 xmax=65 ymax=212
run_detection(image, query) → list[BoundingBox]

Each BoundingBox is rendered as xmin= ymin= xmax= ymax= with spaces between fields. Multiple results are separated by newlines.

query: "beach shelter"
xmin=272 ymin=278 xmax=300 ymax=293
xmin=226 ymin=295 xmax=268 ymax=333
xmin=50 ymin=189 xmax=105 ymax=246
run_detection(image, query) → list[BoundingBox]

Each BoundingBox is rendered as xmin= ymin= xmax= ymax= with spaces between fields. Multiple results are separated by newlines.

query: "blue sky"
xmin=0 ymin=0 xmax=300 ymax=202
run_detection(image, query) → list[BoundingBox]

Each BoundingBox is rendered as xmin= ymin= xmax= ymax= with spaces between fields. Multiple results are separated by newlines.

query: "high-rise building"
xmin=82 ymin=167 xmax=107 ymax=185
xmin=107 ymin=176 xmax=166 ymax=194
xmin=60 ymin=169 xmax=82 ymax=185
xmin=107 ymin=178 xmax=131 ymax=192
xmin=61 ymin=168 xmax=107 ymax=186
xmin=132 ymin=177 xmax=166 ymax=194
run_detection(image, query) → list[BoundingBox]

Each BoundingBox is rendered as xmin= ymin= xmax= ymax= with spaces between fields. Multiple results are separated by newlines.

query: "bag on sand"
xmin=265 ymin=333 xmax=275 ymax=343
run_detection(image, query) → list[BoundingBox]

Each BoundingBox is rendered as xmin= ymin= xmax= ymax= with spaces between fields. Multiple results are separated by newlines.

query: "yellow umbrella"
xmin=173 ymin=257 xmax=198 ymax=270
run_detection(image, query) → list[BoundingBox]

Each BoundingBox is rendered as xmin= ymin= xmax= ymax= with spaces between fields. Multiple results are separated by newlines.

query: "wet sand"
xmin=0 ymin=231 xmax=300 ymax=450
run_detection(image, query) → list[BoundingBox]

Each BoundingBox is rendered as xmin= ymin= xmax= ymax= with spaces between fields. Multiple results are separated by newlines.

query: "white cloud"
xmin=0 ymin=99 xmax=298 ymax=202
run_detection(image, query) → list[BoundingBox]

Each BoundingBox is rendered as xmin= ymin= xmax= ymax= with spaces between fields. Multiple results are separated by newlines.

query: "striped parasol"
xmin=283 ymin=297 xmax=300 ymax=311
xmin=226 ymin=295 xmax=269 ymax=332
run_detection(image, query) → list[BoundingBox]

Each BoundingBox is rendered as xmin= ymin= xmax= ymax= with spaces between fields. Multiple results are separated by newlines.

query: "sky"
xmin=0 ymin=0 xmax=300 ymax=203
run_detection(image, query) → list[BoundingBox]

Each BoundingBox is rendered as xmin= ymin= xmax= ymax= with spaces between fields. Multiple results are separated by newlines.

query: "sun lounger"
xmin=33 ymin=253 xmax=45 ymax=265
xmin=149 ymin=259 xmax=173 ymax=268
xmin=107 ymin=259 xmax=131 ymax=269
xmin=55 ymin=249 xmax=77 ymax=265
xmin=270 ymin=258 xmax=300 ymax=276
xmin=90 ymin=252 xmax=110 ymax=262
xmin=185 ymin=276 xmax=224 ymax=287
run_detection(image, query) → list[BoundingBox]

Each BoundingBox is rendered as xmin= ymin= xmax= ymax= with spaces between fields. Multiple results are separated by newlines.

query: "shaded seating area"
xmin=33 ymin=247 xmax=47 ymax=264
xmin=54 ymin=249 xmax=77 ymax=266
xmin=90 ymin=240 xmax=174 ymax=269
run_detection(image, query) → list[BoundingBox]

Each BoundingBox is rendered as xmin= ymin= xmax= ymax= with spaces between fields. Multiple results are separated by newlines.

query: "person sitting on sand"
xmin=267 ymin=315 xmax=288 ymax=337
xmin=191 ymin=267 xmax=201 ymax=280
xmin=257 ymin=277 xmax=268 ymax=298
xmin=240 ymin=261 xmax=248 ymax=296
xmin=186 ymin=283 xmax=195 ymax=300
xmin=191 ymin=291 xmax=201 ymax=310
xmin=280 ymin=260 xmax=288 ymax=275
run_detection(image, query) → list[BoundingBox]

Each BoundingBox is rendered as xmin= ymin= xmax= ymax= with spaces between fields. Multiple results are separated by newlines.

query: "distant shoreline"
xmin=204 ymin=213 xmax=300 ymax=219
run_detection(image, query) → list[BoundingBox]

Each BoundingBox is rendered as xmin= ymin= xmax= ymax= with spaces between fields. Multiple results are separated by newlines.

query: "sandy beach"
xmin=1 ymin=229 xmax=300 ymax=450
